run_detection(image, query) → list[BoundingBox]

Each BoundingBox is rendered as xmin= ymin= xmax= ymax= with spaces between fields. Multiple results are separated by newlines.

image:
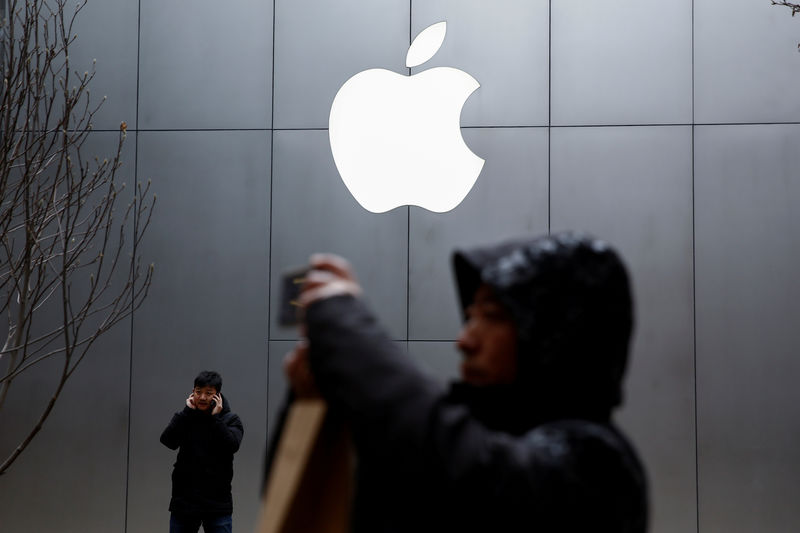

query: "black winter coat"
xmin=160 ymin=395 xmax=244 ymax=515
xmin=305 ymin=294 xmax=648 ymax=533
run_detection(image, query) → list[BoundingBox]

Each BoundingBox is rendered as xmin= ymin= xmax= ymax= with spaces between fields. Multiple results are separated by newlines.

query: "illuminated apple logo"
xmin=329 ymin=21 xmax=484 ymax=214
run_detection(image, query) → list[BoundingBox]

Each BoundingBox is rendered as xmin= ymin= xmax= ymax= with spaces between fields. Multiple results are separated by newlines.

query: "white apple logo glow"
xmin=329 ymin=21 xmax=484 ymax=214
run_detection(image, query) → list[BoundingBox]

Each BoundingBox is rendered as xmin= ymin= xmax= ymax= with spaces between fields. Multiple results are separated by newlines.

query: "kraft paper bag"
xmin=256 ymin=399 xmax=353 ymax=533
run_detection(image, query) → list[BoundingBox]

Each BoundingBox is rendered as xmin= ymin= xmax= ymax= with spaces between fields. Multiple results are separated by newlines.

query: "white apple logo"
xmin=329 ymin=21 xmax=484 ymax=214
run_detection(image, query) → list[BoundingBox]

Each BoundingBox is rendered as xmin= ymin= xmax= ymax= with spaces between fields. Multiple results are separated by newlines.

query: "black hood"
xmin=452 ymin=232 xmax=634 ymax=427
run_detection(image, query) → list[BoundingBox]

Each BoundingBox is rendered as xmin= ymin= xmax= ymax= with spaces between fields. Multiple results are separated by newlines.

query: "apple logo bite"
xmin=329 ymin=21 xmax=485 ymax=214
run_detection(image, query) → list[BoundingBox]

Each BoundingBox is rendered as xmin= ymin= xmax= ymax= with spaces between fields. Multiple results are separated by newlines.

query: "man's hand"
xmin=284 ymin=253 xmax=362 ymax=398
xmin=212 ymin=394 xmax=223 ymax=416
xmin=186 ymin=393 xmax=197 ymax=409
xmin=297 ymin=254 xmax=362 ymax=308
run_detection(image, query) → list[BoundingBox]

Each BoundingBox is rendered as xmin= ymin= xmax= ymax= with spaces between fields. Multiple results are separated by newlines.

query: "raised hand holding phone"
xmin=212 ymin=393 xmax=223 ymax=415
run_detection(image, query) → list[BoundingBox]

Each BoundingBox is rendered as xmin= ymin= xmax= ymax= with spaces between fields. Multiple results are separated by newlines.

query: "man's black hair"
xmin=194 ymin=370 xmax=222 ymax=393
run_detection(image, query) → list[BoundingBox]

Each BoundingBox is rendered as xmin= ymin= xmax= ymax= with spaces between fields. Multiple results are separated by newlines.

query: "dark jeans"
xmin=169 ymin=513 xmax=232 ymax=533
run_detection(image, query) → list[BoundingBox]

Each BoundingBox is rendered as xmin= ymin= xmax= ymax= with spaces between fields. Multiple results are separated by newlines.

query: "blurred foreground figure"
xmin=285 ymin=232 xmax=648 ymax=532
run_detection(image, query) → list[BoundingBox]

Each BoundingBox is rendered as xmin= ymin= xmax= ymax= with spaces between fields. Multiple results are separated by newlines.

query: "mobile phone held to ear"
xmin=279 ymin=266 xmax=310 ymax=326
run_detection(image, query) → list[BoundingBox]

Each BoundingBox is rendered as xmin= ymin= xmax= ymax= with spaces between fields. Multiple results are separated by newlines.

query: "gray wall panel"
xmin=407 ymin=341 xmax=461 ymax=387
xmin=273 ymin=0 xmax=410 ymax=129
xmin=0 ymin=323 xmax=131 ymax=533
xmin=551 ymin=126 xmax=696 ymax=533
xmin=552 ymin=0 xmax=692 ymax=126
xmin=408 ymin=127 xmax=548 ymax=340
xmin=69 ymin=0 xmax=139 ymax=130
xmin=3 ymin=2 xmax=800 ymax=531
xmin=127 ymin=131 xmax=270 ymax=533
xmin=695 ymin=124 xmax=800 ymax=532
xmin=139 ymin=0 xmax=273 ymax=130
xmin=695 ymin=0 xmax=800 ymax=124
xmin=411 ymin=1 xmax=549 ymax=127
xmin=270 ymin=130 xmax=409 ymax=341
xmin=0 ymin=132 xmax=135 ymax=532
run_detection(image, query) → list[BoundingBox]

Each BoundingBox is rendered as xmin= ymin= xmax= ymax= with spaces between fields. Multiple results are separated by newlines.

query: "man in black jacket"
xmin=161 ymin=370 xmax=244 ymax=533
xmin=284 ymin=232 xmax=648 ymax=532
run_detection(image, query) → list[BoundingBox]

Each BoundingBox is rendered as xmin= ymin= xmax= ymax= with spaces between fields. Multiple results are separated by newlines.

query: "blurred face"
xmin=192 ymin=386 xmax=218 ymax=411
xmin=456 ymin=284 xmax=518 ymax=386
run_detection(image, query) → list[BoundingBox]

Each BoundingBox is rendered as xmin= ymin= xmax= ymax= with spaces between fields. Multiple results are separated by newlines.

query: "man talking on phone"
xmin=160 ymin=370 xmax=244 ymax=533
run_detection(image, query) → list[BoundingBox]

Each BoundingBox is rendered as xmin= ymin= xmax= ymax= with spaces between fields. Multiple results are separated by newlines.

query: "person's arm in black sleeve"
xmin=160 ymin=406 xmax=194 ymax=450
xmin=306 ymin=294 xmax=444 ymax=452
xmin=212 ymin=411 xmax=244 ymax=454
xmin=305 ymin=295 xmax=529 ymax=485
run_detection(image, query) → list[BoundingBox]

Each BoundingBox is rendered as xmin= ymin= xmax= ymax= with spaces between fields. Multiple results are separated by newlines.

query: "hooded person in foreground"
xmin=283 ymin=232 xmax=648 ymax=532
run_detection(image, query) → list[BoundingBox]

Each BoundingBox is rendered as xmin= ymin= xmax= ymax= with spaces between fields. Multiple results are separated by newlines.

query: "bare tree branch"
xmin=0 ymin=0 xmax=155 ymax=476
xmin=772 ymin=1 xmax=800 ymax=16
xmin=771 ymin=1 xmax=800 ymax=50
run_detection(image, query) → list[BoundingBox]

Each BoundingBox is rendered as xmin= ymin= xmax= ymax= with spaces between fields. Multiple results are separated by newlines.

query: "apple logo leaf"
xmin=406 ymin=21 xmax=447 ymax=68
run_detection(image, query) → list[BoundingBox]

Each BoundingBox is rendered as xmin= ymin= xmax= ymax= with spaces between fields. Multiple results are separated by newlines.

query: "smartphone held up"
xmin=279 ymin=266 xmax=310 ymax=327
